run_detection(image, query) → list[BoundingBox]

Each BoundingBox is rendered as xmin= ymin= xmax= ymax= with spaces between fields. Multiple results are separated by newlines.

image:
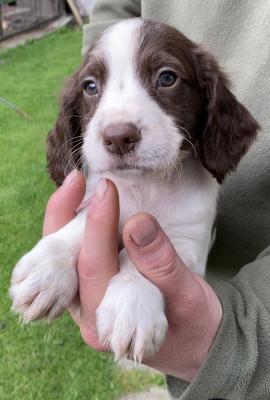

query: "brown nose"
xmin=103 ymin=123 xmax=141 ymax=155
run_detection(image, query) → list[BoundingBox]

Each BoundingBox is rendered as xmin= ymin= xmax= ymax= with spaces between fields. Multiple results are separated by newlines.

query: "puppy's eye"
xmin=157 ymin=71 xmax=177 ymax=88
xmin=84 ymin=79 xmax=98 ymax=95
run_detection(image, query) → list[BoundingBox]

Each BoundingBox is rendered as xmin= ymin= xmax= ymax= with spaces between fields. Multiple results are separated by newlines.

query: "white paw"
xmin=96 ymin=273 xmax=168 ymax=362
xmin=9 ymin=235 xmax=78 ymax=323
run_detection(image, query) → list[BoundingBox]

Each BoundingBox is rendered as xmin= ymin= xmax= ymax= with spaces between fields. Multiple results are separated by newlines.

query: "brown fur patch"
xmin=46 ymin=49 xmax=108 ymax=186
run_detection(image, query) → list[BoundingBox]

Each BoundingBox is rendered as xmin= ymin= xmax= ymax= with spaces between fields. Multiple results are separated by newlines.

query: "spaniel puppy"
xmin=10 ymin=19 xmax=259 ymax=361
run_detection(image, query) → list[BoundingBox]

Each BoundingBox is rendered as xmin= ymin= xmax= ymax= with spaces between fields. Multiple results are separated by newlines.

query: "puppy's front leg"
xmin=96 ymin=249 xmax=168 ymax=362
xmin=10 ymin=210 xmax=87 ymax=323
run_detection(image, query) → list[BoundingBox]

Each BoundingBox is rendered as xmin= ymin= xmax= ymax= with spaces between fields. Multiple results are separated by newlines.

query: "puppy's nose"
xmin=103 ymin=123 xmax=141 ymax=155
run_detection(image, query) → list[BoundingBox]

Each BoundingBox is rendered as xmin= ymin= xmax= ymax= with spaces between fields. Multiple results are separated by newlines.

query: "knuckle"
xmin=144 ymin=239 xmax=178 ymax=277
xmin=85 ymin=204 xmax=100 ymax=225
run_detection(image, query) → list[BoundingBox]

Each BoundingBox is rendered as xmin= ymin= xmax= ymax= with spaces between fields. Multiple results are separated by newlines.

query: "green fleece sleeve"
xmin=167 ymin=246 xmax=270 ymax=400
xmin=82 ymin=0 xmax=141 ymax=54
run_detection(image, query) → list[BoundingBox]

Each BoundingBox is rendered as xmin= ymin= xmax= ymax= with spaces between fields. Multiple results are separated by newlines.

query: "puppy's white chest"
xmin=86 ymin=173 xmax=182 ymax=230
xmin=119 ymin=182 xmax=174 ymax=228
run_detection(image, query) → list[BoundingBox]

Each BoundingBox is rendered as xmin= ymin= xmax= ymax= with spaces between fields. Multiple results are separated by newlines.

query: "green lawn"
xmin=0 ymin=27 xmax=164 ymax=400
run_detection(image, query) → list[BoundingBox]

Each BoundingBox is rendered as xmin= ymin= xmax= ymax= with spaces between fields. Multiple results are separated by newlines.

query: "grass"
xmin=0 ymin=27 xmax=165 ymax=400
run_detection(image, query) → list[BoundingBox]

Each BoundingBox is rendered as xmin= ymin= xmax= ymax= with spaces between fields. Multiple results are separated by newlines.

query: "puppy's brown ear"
xmin=193 ymin=48 xmax=259 ymax=183
xmin=47 ymin=71 xmax=83 ymax=187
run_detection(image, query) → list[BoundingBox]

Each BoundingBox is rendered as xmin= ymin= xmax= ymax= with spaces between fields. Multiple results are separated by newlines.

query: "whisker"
xmin=179 ymin=126 xmax=192 ymax=140
xmin=182 ymin=137 xmax=197 ymax=158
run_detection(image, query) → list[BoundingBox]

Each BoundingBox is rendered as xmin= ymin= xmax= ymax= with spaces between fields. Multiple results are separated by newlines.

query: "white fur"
xmin=10 ymin=19 xmax=219 ymax=361
xmin=10 ymin=212 xmax=85 ymax=322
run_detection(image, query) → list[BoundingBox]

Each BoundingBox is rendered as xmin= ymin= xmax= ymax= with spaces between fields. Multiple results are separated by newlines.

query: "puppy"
xmin=10 ymin=18 xmax=259 ymax=361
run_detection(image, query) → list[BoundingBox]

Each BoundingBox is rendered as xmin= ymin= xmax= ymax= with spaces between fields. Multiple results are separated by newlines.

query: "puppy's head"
xmin=47 ymin=19 xmax=259 ymax=186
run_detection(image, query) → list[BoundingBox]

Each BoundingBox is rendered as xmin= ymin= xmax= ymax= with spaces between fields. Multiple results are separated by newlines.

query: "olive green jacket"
xmin=83 ymin=1 xmax=270 ymax=399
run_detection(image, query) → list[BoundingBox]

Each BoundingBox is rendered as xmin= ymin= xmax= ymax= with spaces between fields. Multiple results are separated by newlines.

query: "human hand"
xmin=43 ymin=170 xmax=222 ymax=382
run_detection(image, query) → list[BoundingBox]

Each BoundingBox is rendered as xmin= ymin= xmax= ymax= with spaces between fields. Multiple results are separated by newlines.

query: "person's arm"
xmin=167 ymin=247 xmax=270 ymax=400
xmin=82 ymin=0 xmax=141 ymax=54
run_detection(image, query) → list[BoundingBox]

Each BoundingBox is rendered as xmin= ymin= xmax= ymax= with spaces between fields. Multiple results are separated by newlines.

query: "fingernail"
xmin=62 ymin=169 xmax=78 ymax=186
xmin=95 ymin=178 xmax=108 ymax=199
xmin=130 ymin=217 xmax=159 ymax=247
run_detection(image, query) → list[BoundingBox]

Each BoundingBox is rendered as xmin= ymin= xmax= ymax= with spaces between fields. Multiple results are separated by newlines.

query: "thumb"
xmin=123 ymin=213 xmax=198 ymax=304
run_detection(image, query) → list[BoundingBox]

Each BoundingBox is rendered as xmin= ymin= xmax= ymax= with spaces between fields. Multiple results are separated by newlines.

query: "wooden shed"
xmin=0 ymin=0 xmax=65 ymax=40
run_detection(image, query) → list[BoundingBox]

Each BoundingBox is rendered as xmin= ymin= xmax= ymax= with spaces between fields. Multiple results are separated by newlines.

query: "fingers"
xmin=43 ymin=170 xmax=86 ymax=236
xmin=123 ymin=213 xmax=197 ymax=306
xmin=77 ymin=178 xmax=119 ymax=334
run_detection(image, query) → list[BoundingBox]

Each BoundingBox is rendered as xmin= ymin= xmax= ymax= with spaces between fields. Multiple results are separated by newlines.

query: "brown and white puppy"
xmin=10 ymin=19 xmax=259 ymax=361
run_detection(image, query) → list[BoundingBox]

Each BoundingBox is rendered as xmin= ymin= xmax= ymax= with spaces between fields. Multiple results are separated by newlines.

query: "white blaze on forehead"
xmin=99 ymin=18 xmax=142 ymax=83
xmin=100 ymin=18 xmax=143 ymax=69
xmin=94 ymin=18 xmax=144 ymax=122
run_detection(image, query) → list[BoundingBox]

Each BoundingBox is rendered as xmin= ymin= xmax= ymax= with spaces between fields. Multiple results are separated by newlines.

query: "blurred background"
xmin=0 ymin=1 xmax=166 ymax=399
xmin=0 ymin=0 xmax=91 ymax=40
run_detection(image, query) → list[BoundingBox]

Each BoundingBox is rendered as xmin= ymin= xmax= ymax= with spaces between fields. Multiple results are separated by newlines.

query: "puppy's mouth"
xmin=109 ymin=154 xmax=147 ymax=173
xmin=112 ymin=163 xmax=148 ymax=176
xmin=106 ymin=153 xmax=178 ymax=176
xmin=114 ymin=163 xmax=142 ymax=171
xmin=96 ymin=152 xmax=183 ymax=177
